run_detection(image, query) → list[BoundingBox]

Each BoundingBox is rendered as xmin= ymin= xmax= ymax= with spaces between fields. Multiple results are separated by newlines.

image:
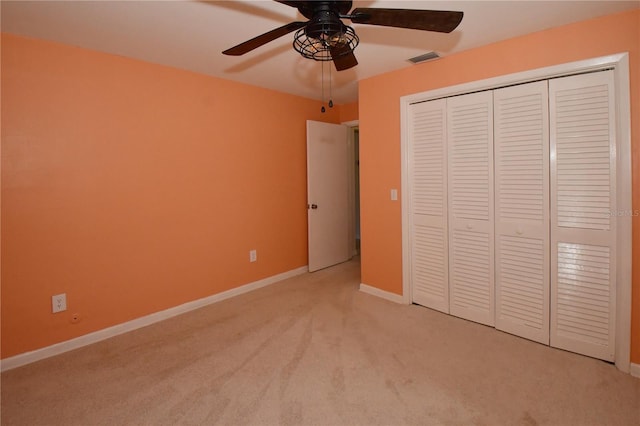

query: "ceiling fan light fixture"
xmin=328 ymin=32 xmax=348 ymax=47
xmin=293 ymin=25 xmax=359 ymax=61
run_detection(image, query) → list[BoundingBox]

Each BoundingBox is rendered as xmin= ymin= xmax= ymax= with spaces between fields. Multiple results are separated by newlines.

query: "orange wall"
xmin=338 ymin=101 xmax=359 ymax=123
xmin=1 ymin=34 xmax=341 ymax=358
xmin=359 ymin=10 xmax=640 ymax=361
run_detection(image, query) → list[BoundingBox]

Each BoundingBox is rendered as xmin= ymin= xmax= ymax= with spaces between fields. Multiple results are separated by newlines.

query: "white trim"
xmin=0 ymin=266 xmax=308 ymax=372
xmin=341 ymin=119 xmax=359 ymax=127
xmin=400 ymin=53 xmax=632 ymax=373
xmin=401 ymin=54 xmax=627 ymax=106
xmin=359 ymin=283 xmax=405 ymax=304
xmin=613 ymin=53 xmax=632 ymax=374
xmin=400 ymin=99 xmax=412 ymax=305
xmin=630 ymin=363 xmax=640 ymax=379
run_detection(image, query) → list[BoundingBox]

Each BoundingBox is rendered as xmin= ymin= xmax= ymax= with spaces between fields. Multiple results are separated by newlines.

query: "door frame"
xmin=400 ymin=53 xmax=632 ymax=373
xmin=343 ymin=119 xmax=360 ymax=258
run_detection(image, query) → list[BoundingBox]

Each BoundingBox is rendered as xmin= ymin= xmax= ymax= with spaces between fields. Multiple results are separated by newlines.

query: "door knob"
xmin=308 ymin=204 xmax=318 ymax=210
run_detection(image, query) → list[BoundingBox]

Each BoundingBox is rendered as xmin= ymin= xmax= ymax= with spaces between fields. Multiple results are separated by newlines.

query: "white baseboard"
xmin=0 ymin=266 xmax=308 ymax=372
xmin=359 ymin=283 xmax=405 ymax=304
xmin=630 ymin=363 xmax=640 ymax=378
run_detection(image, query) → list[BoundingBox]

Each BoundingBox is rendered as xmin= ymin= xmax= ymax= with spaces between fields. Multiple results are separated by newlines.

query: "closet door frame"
xmin=400 ymin=53 xmax=632 ymax=373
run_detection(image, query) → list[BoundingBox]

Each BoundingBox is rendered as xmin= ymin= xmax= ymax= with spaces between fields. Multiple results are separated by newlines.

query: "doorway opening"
xmin=305 ymin=119 xmax=360 ymax=271
xmin=346 ymin=122 xmax=360 ymax=258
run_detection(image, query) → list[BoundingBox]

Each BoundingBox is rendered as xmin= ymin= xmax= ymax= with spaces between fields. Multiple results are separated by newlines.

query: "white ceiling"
xmin=2 ymin=1 xmax=638 ymax=104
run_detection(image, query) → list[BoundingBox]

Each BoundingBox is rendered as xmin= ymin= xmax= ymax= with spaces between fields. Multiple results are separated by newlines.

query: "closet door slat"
xmin=550 ymin=70 xmax=616 ymax=361
xmin=409 ymin=99 xmax=449 ymax=313
xmin=494 ymin=81 xmax=550 ymax=344
xmin=447 ymin=91 xmax=495 ymax=326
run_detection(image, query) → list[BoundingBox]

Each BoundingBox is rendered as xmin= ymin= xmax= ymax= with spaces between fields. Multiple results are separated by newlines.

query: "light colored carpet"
xmin=2 ymin=258 xmax=639 ymax=425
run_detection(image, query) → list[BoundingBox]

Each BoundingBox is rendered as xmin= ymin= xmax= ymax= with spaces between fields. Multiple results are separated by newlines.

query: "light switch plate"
xmin=52 ymin=293 xmax=67 ymax=313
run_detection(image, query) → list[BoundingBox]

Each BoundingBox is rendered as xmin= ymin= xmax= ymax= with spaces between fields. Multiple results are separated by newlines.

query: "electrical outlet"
xmin=249 ymin=249 xmax=257 ymax=263
xmin=52 ymin=293 xmax=67 ymax=313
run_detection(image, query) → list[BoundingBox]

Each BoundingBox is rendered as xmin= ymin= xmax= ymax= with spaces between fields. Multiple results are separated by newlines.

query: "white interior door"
xmin=408 ymin=99 xmax=449 ymax=313
xmin=307 ymin=120 xmax=350 ymax=272
xmin=494 ymin=81 xmax=550 ymax=344
xmin=447 ymin=91 xmax=495 ymax=326
xmin=549 ymin=70 xmax=617 ymax=361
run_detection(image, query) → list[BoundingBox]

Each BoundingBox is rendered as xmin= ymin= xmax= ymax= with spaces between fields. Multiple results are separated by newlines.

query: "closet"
xmin=406 ymin=70 xmax=617 ymax=361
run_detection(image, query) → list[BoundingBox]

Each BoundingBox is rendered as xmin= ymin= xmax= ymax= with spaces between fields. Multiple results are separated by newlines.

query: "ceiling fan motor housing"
xmin=295 ymin=1 xmax=353 ymax=20
xmin=305 ymin=9 xmax=345 ymax=43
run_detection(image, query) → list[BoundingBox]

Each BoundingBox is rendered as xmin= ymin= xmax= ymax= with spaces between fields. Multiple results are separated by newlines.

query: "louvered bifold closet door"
xmin=447 ymin=91 xmax=495 ymax=326
xmin=549 ymin=70 xmax=616 ymax=361
xmin=494 ymin=81 xmax=550 ymax=344
xmin=408 ymin=99 xmax=449 ymax=313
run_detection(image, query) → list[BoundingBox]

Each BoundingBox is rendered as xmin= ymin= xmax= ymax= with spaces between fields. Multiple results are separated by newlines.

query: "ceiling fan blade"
xmin=349 ymin=8 xmax=463 ymax=33
xmin=274 ymin=1 xmax=318 ymax=19
xmin=330 ymin=44 xmax=358 ymax=71
xmin=223 ymin=21 xmax=307 ymax=56
xmin=273 ymin=1 xmax=304 ymax=8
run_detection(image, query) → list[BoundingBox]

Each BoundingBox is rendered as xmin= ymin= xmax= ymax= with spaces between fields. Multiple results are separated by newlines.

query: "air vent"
xmin=408 ymin=51 xmax=440 ymax=64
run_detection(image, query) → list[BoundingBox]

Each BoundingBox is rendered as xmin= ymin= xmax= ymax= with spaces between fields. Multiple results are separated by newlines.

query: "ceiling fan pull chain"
xmin=321 ymin=60 xmax=326 ymax=113
xmin=328 ymin=62 xmax=334 ymax=108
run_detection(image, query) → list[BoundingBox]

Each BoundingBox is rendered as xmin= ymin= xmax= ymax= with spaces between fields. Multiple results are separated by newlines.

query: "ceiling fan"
xmin=222 ymin=1 xmax=463 ymax=71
